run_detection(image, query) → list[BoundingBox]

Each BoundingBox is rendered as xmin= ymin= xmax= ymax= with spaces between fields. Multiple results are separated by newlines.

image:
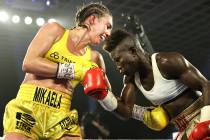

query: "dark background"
xmin=1 ymin=0 xmax=210 ymax=139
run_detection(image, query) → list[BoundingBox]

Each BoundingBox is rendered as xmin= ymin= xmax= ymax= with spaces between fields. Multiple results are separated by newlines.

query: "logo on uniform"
xmin=50 ymin=51 xmax=59 ymax=59
xmin=15 ymin=112 xmax=36 ymax=133
xmin=59 ymin=114 xmax=78 ymax=130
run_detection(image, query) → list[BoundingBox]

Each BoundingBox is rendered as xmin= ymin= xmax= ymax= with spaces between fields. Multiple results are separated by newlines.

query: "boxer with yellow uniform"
xmin=3 ymin=3 xmax=113 ymax=140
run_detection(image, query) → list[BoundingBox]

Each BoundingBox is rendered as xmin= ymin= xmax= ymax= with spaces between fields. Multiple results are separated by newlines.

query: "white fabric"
xmin=200 ymin=105 xmax=210 ymax=122
xmin=134 ymin=53 xmax=188 ymax=105
xmin=57 ymin=63 xmax=74 ymax=80
xmin=98 ymin=91 xmax=117 ymax=111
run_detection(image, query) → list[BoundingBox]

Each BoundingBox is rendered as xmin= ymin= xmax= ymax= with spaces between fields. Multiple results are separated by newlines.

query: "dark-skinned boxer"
xmin=84 ymin=29 xmax=210 ymax=140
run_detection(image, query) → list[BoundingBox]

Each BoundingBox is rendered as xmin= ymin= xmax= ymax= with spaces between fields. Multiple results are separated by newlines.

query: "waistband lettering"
xmin=33 ymin=87 xmax=47 ymax=104
xmin=33 ymin=87 xmax=62 ymax=109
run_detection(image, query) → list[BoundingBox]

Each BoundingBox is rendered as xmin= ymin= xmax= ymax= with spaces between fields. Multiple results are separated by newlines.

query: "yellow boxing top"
xmin=44 ymin=29 xmax=92 ymax=88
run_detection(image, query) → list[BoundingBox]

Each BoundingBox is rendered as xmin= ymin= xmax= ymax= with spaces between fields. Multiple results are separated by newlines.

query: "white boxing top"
xmin=134 ymin=53 xmax=188 ymax=105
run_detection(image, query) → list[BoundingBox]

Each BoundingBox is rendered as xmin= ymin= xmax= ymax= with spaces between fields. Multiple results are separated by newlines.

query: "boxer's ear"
xmin=88 ymin=15 xmax=97 ymax=25
xmin=129 ymin=45 xmax=138 ymax=55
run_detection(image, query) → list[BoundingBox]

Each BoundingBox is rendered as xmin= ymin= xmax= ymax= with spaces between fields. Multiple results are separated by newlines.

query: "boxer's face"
xmin=89 ymin=15 xmax=113 ymax=45
xmin=110 ymin=37 xmax=140 ymax=76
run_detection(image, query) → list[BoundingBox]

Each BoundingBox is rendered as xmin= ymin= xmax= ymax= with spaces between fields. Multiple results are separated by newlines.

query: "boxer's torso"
xmin=22 ymin=29 xmax=92 ymax=95
xmin=135 ymin=53 xmax=201 ymax=119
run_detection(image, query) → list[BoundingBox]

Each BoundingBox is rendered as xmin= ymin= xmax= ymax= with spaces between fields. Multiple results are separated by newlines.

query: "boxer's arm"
xmin=84 ymin=51 xmax=116 ymax=111
xmin=88 ymin=50 xmax=134 ymax=113
xmin=179 ymin=59 xmax=210 ymax=106
xmin=90 ymin=50 xmax=111 ymax=90
xmin=164 ymin=53 xmax=210 ymax=117
xmin=114 ymin=77 xmax=169 ymax=131
xmin=114 ymin=77 xmax=137 ymax=119
xmin=83 ymin=67 xmax=118 ymax=111
xmin=159 ymin=52 xmax=210 ymax=106
xmin=22 ymin=22 xmax=64 ymax=77
xmin=160 ymin=53 xmax=210 ymax=137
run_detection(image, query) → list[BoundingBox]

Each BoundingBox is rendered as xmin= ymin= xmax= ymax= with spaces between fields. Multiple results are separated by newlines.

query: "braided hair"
xmin=75 ymin=2 xmax=112 ymax=27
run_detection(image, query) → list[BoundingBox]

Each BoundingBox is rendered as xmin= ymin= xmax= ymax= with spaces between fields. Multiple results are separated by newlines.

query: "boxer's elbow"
xmin=22 ymin=59 xmax=36 ymax=73
xmin=22 ymin=60 xmax=31 ymax=72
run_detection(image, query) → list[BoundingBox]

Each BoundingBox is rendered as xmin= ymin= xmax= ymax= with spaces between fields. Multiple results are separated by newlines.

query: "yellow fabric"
xmin=143 ymin=106 xmax=169 ymax=131
xmin=3 ymin=84 xmax=81 ymax=140
xmin=73 ymin=61 xmax=98 ymax=80
xmin=44 ymin=29 xmax=92 ymax=88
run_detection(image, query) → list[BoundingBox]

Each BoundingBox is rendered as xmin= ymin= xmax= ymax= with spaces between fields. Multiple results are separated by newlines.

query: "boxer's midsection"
xmin=16 ymin=83 xmax=72 ymax=111
xmin=163 ymin=89 xmax=201 ymax=119
xmin=22 ymin=73 xmax=74 ymax=94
